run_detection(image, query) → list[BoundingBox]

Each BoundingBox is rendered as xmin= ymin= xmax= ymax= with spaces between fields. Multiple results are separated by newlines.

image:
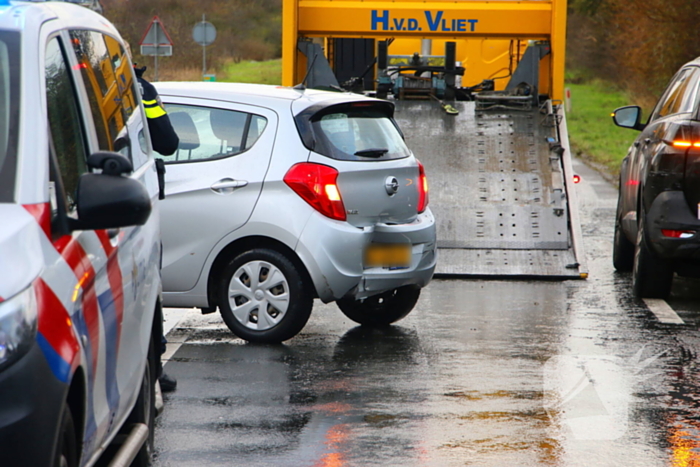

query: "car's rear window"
xmin=0 ymin=31 xmax=19 ymax=203
xmin=297 ymin=102 xmax=410 ymax=161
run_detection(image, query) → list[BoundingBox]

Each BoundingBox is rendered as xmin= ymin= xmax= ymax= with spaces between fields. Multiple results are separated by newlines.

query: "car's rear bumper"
xmin=0 ymin=340 xmax=66 ymax=467
xmin=296 ymin=209 xmax=437 ymax=302
xmin=647 ymin=190 xmax=700 ymax=260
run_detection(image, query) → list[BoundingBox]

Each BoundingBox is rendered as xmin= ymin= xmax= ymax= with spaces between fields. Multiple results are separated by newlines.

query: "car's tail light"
xmin=417 ymin=160 xmax=429 ymax=213
xmin=284 ymin=163 xmax=346 ymax=221
xmin=661 ymin=229 xmax=695 ymax=239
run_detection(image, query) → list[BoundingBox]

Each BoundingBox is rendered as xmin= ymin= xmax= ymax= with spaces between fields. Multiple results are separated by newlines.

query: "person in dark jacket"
xmin=134 ymin=65 xmax=179 ymax=393
xmin=134 ymin=65 xmax=179 ymax=156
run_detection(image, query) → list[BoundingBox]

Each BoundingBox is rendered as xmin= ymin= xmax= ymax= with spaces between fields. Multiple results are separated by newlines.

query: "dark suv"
xmin=612 ymin=57 xmax=700 ymax=298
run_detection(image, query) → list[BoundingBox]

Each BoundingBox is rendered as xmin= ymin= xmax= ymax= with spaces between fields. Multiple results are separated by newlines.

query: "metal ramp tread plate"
xmin=394 ymin=99 xmax=580 ymax=277
xmin=435 ymin=248 xmax=580 ymax=277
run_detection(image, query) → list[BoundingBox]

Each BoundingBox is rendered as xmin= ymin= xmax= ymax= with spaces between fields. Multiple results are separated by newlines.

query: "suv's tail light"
xmin=661 ymin=229 xmax=695 ymax=239
xmin=284 ymin=163 xmax=346 ymax=221
xmin=672 ymin=140 xmax=700 ymax=148
xmin=417 ymin=160 xmax=429 ymax=213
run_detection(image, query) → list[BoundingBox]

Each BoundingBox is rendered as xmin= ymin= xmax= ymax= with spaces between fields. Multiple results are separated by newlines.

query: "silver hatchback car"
xmin=155 ymin=82 xmax=436 ymax=343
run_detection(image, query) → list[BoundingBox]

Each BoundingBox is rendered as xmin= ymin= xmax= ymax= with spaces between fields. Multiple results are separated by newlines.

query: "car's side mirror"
xmin=69 ymin=152 xmax=152 ymax=231
xmin=612 ymin=106 xmax=645 ymax=131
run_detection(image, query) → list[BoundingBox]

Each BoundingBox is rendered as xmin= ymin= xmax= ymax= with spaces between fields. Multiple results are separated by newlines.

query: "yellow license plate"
xmin=364 ymin=244 xmax=411 ymax=268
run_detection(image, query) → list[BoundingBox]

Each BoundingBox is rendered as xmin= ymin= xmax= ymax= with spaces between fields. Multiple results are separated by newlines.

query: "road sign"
xmin=193 ymin=21 xmax=216 ymax=46
xmin=140 ymin=16 xmax=174 ymax=56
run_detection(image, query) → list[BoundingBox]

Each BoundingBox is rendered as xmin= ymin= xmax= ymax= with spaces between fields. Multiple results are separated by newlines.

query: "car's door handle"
xmin=644 ymin=138 xmax=651 ymax=145
xmin=634 ymin=141 xmax=640 ymax=147
xmin=211 ymin=178 xmax=248 ymax=193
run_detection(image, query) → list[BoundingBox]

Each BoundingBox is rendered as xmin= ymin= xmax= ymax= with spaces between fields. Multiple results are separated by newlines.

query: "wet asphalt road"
xmin=154 ymin=157 xmax=700 ymax=467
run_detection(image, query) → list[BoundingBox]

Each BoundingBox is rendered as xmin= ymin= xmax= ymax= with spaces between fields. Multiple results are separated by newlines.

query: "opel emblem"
xmin=385 ymin=176 xmax=399 ymax=195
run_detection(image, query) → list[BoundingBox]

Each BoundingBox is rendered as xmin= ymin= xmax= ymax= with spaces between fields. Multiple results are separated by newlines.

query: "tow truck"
xmin=281 ymin=0 xmax=587 ymax=278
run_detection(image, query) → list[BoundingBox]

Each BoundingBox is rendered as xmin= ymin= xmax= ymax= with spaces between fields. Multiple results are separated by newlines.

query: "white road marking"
xmin=162 ymin=307 xmax=194 ymax=365
xmin=643 ymin=298 xmax=685 ymax=325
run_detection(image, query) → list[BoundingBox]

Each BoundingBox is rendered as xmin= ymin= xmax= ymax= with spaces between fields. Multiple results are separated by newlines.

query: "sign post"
xmin=139 ymin=16 xmax=174 ymax=81
xmin=193 ymin=15 xmax=217 ymax=79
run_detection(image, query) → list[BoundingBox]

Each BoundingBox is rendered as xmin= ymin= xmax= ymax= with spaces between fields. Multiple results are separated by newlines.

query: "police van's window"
xmin=46 ymin=37 xmax=88 ymax=212
xmin=0 ymin=32 xmax=19 ymax=203
xmin=69 ymin=30 xmax=130 ymax=159
xmin=161 ymin=104 xmax=267 ymax=163
xmin=310 ymin=108 xmax=409 ymax=161
xmin=104 ymin=35 xmax=138 ymax=119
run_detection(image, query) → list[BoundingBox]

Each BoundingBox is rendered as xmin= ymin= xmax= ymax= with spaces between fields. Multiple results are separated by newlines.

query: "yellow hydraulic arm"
xmin=282 ymin=0 xmax=567 ymax=100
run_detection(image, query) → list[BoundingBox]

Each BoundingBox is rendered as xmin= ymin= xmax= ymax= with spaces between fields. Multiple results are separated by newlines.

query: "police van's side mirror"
xmin=69 ymin=152 xmax=152 ymax=231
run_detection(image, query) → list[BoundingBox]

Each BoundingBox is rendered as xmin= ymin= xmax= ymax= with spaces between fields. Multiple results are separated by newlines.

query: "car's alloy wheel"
xmin=127 ymin=332 xmax=156 ymax=467
xmin=632 ymin=208 xmax=673 ymax=298
xmin=336 ymin=285 xmax=421 ymax=326
xmin=219 ymin=249 xmax=313 ymax=343
xmin=54 ymin=404 xmax=77 ymax=467
xmin=613 ymin=195 xmax=634 ymax=272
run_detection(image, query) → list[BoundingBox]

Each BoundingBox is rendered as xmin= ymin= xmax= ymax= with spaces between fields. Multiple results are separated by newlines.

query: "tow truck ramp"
xmin=396 ymin=99 xmax=586 ymax=278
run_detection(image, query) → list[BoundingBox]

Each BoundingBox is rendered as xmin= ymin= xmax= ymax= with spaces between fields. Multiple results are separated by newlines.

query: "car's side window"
xmin=244 ymin=115 xmax=267 ymax=150
xmin=69 ymin=30 xmax=131 ymax=159
xmin=652 ymin=68 xmax=697 ymax=120
xmin=45 ymin=36 xmax=88 ymax=216
xmin=161 ymin=104 xmax=267 ymax=163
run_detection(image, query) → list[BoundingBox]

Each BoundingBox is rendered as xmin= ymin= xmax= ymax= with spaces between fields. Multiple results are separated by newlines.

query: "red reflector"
xmin=417 ymin=160 xmax=429 ymax=213
xmin=284 ymin=163 xmax=346 ymax=221
xmin=573 ymin=174 xmax=581 ymax=184
xmin=661 ymin=229 xmax=694 ymax=238
xmin=626 ymin=179 xmax=640 ymax=186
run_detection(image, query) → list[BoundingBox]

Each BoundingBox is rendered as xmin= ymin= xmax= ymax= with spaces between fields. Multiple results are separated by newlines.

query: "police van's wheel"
xmin=218 ymin=249 xmax=313 ymax=343
xmin=337 ymin=285 xmax=421 ymax=326
xmin=54 ymin=404 xmax=77 ymax=467
xmin=128 ymin=332 xmax=157 ymax=467
xmin=632 ymin=208 xmax=673 ymax=299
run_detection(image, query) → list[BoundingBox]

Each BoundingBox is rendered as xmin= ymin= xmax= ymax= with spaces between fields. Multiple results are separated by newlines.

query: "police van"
xmin=0 ymin=1 xmax=163 ymax=465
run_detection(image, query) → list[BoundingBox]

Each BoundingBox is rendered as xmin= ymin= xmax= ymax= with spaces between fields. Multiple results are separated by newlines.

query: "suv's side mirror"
xmin=69 ymin=152 xmax=152 ymax=231
xmin=612 ymin=106 xmax=645 ymax=131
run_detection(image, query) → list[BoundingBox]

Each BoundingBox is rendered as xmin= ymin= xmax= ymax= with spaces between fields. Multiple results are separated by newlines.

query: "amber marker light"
xmin=673 ymin=141 xmax=693 ymax=148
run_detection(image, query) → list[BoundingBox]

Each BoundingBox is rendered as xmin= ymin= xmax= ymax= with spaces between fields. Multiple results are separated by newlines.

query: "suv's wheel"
xmin=218 ymin=249 xmax=313 ymax=343
xmin=336 ymin=285 xmax=421 ymax=326
xmin=613 ymin=194 xmax=634 ymax=271
xmin=633 ymin=208 xmax=673 ymax=298
xmin=54 ymin=404 xmax=77 ymax=467
xmin=127 ymin=331 xmax=157 ymax=467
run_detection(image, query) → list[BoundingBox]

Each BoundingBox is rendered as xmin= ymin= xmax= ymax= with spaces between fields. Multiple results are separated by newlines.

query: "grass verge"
xmin=564 ymin=75 xmax=643 ymax=178
xmin=220 ymin=59 xmax=282 ymax=85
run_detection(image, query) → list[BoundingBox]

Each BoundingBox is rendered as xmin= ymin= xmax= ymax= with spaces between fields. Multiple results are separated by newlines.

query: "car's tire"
xmin=127 ymin=331 xmax=157 ymax=467
xmin=613 ymin=195 xmax=634 ymax=272
xmin=218 ymin=249 xmax=313 ymax=343
xmin=632 ymin=208 xmax=673 ymax=298
xmin=336 ymin=285 xmax=421 ymax=326
xmin=54 ymin=404 xmax=78 ymax=467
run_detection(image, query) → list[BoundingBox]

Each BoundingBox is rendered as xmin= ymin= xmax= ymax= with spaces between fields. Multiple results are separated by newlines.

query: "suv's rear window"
xmin=297 ymin=102 xmax=410 ymax=161
xmin=0 ymin=31 xmax=19 ymax=203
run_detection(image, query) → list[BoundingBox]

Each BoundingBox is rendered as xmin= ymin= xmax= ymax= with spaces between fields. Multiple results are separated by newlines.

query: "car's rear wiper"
xmin=354 ymin=148 xmax=388 ymax=158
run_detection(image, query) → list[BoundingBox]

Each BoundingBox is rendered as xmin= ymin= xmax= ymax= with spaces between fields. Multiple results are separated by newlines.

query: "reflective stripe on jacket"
xmin=143 ymin=98 xmax=167 ymax=119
